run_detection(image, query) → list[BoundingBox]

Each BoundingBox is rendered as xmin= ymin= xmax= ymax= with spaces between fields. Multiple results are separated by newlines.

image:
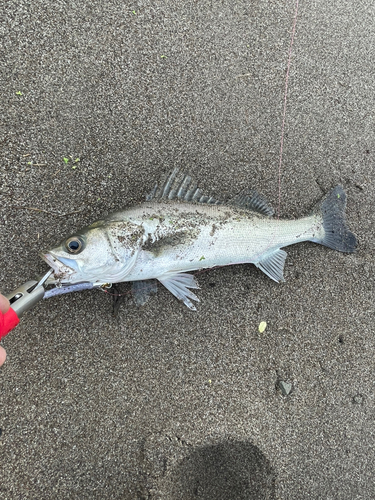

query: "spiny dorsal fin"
xmin=146 ymin=168 xmax=222 ymax=205
xmin=229 ymin=190 xmax=274 ymax=217
xmin=146 ymin=168 xmax=273 ymax=216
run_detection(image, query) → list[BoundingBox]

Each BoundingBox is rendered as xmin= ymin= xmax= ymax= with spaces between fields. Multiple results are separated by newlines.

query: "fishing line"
xmin=277 ymin=0 xmax=299 ymax=219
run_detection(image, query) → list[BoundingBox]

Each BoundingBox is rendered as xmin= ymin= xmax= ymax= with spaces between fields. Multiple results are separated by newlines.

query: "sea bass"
xmin=42 ymin=170 xmax=357 ymax=309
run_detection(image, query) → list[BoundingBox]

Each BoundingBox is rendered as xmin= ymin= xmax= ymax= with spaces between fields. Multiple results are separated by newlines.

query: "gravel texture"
xmin=1 ymin=1 xmax=374 ymax=498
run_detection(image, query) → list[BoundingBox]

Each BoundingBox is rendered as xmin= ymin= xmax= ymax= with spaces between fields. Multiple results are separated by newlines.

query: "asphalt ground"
xmin=1 ymin=1 xmax=374 ymax=498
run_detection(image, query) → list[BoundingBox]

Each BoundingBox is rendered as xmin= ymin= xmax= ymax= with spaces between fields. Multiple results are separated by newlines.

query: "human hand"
xmin=0 ymin=345 xmax=6 ymax=366
xmin=0 ymin=295 xmax=12 ymax=367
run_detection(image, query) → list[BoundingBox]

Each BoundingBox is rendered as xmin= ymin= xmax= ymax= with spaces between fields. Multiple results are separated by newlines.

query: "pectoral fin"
xmin=157 ymin=272 xmax=200 ymax=310
xmin=255 ymin=249 xmax=287 ymax=282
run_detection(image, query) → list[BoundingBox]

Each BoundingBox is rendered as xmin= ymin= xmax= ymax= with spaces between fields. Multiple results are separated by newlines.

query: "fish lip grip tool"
xmin=0 ymin=270 xmax=52 ymax=339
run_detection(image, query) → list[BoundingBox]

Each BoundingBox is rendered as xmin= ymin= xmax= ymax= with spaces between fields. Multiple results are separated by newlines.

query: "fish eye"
xmin=65 ymin=236 xmax=84 ymax=254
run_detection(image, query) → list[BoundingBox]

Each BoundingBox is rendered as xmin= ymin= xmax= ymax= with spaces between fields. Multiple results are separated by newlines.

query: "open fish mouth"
xmin=40 ymin=252 xmax=77 ymax=284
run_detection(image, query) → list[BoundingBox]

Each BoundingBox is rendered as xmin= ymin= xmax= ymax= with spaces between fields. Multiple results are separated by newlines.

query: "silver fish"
xmin=42 ymin=170 xmax=357 ymax=309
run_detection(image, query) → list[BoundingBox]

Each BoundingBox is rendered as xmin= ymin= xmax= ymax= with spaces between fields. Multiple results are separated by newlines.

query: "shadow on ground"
xmin=161 ymin=440 xmax=276 ymax=500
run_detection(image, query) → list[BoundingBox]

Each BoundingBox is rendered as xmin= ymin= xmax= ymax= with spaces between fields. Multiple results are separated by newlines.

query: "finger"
xmin=0 ymin=295 xmax=10 ymax=314
xmin=0 ymin=346 xmax=6 ymax=367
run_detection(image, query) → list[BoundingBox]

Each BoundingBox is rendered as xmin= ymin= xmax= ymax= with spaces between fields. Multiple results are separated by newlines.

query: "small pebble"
xmin=279 ymin=381 xmax=292 ymax=396
xmin=352 ymin=394 xmax=364 ymax=405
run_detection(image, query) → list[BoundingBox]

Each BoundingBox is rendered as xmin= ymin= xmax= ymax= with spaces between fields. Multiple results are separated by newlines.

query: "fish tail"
xmin=316 ymin=186 xmax=357 ymax=253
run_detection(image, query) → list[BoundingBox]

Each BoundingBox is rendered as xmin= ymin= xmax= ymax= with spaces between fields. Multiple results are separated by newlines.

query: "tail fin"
xmin=318 ymin=186 xmax=357 ymax=253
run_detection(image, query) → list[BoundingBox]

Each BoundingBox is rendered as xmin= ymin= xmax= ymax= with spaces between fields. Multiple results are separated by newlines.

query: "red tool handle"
xmin=0 ymin=308 xmax=20 ymax=340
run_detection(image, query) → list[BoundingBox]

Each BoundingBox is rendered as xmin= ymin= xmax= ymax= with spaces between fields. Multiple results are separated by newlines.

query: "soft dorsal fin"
xmin=229 ymin=190 xmax=274 ymax=217
xmin=146 ymin=168 xmax=221 ymax=205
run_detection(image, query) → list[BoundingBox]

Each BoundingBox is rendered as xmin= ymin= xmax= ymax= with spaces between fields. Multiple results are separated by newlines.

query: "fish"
xmin=42 ymin=169 xmax=357 ymax=309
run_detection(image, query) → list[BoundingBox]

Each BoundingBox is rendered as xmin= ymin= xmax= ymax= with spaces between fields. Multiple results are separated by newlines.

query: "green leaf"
xmin=74 ymin=158 xmax=80 ymax=163
xmin=199 ymin=256 xmax=205 ymax=261
xmin=160 ymin=55 xmax=167 ymax=58
xmin=132 ymin=10 xmax=136 ymax=15
xmin=16 ymin=91 xmax=23 ymax=95
xmin=63 ymin=157 xmax=69 ymax=163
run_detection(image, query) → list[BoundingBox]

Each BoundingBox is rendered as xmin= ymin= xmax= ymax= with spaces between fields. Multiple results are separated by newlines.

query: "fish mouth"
xmin=40 ymin=252 xmax=77 ymax=284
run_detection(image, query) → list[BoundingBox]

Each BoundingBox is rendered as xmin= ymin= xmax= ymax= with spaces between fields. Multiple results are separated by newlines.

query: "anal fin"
xmin=255 ymin=249 xmax=287 ymax=282
xmin=157 ymin=272 xmax=200 ymax=310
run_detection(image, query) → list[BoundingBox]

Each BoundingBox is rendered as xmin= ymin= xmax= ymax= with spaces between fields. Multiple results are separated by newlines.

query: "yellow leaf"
xmin=259 ymin=321 xmax=267 ymax=333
